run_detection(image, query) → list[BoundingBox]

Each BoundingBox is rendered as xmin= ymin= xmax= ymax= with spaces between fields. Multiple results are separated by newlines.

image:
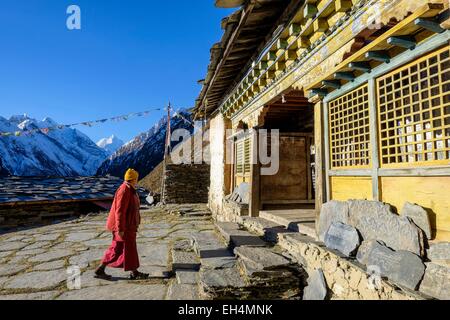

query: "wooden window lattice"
xmin=329 ymin=84 xmax=371 ymax=169
xmin=235 ymin=137 xmax=251 ymax=178
xmin=377 ymin=46 xmax=450 ymax=167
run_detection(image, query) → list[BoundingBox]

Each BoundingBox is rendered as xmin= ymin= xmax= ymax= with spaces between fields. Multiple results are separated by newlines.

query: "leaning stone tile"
xmin=400 ymin=202 xmax=432 ymax=240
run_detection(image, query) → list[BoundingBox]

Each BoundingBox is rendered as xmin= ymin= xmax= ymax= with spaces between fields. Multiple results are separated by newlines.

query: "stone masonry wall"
xmin=278 ymin=233 xmax=424 ymax=300
xmin=0 ymin=201 xmax=104 ymax=228
xmin=163 ymin=164 xmax=210 ymax=204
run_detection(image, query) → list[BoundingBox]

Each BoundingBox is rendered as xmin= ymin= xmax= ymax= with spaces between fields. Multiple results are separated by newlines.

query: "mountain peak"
xmin=97 ymin=135 xmax=124 ymax=155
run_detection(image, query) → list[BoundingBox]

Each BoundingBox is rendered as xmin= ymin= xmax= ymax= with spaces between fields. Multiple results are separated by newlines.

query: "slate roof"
xmin=0 ymin=176 xmax=148 ymax=205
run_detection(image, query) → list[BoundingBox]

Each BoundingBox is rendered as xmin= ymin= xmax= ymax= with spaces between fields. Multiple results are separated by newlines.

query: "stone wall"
xmin=0 ymin=201 xmax=104 ymax=228
xmin=208 ymin=113 xmax=232 ymax=218
xmin=278 ymin=233 xmax=424 ymax=300
xmin=163 ymin=164 xmax=210 ymax=204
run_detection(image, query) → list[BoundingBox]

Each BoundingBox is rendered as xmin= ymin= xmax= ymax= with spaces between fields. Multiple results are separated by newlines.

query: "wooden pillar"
xmin=311 ymin=97 xmax=326 ymax=233
xmin=368 ymin=78 xmax=381 ymax=201
xmin=249 ymin=129 xmax=260 ymax=217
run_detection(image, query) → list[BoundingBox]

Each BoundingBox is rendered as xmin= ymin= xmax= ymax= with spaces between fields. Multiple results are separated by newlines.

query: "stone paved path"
xmin=0 ymin=204 xmax=215 ymax=300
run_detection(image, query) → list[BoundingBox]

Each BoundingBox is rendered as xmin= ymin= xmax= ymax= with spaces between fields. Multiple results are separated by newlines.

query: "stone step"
xmin=239 ymin=217 xmax=290 ymax=242
xmin=215 ymin=222 xmax=266 ymax=248
xmin=259 ymin=211 xmax=317 ymax=239
xmin=171 ymin=250 xmax=201 ymax=271
xmin=233 ymin=246 xmax=291 ymax=270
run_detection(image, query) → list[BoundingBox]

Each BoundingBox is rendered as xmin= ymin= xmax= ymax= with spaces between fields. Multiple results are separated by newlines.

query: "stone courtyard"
xmin=0 ymin=204 xmax=217 ymax=300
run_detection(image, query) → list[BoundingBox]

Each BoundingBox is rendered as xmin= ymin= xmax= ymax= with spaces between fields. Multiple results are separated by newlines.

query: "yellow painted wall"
xmin=381 ymin=177 xmax=450 ymax=241
xmin=330 ymin=176 xmax=373 ymax=201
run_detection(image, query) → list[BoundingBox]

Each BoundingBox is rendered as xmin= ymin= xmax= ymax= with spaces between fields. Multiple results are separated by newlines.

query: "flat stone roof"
xmin=0 ymin=176 xmax=147 ymax=205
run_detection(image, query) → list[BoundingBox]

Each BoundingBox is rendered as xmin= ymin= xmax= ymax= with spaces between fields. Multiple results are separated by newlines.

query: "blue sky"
xmin=0 ymin=0 xmax=233 ymax=143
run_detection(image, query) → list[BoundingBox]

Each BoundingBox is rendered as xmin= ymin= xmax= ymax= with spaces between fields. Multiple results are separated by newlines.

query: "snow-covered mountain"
xmin=0 ymin=115 xmax=108 ymax=177
xmin=96 ymin=135 xmax=124 ymax=155
xmin=96 ymin=110 xmax=194 ymax=179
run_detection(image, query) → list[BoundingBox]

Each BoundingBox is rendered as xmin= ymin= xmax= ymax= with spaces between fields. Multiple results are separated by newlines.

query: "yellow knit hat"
xmin=124 ymin=168 xmax=139 ymax=181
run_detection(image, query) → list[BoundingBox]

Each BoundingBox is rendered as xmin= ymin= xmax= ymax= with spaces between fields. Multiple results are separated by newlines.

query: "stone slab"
xmin=68 ymin=248 xmax=105 ymax=268
xmin=0 ymin=241 xmax=28 ymax=252
xmin=427 ymin=242 xmax=450 ymax=262
xmin=65 ymin=232 xmax=99 ymax=242
xmin=234 ymin=247 xmax=290 ymax=270
xmin=33 ymin=260 xmax=67 ymax=271
xmin=360 ymin=241 xmax=425 ymax=291
xmin=400 ymin=202 xmax=432 ymax=240
xmin=0 ymin=264 xmax=28 ymax=277
xmin=419 ymin=262 xmax=450 ymax=300
xmin=29 ymin=249 xmax=74 ymax=263
xmin=172 ymin=250 xmax=200 ymax=271
xmin=167 ymin=283 xmax=199 ymax=300
xmin=4 ymin=269 xmax=67 ymax=290
xmin=138 ymin=244 xmax=169 ymax=267
xmin=200 ymin=267 xmax=246 ymax=290
xmin=303 ymin=269 xmax=327 ymax=300
xmin=324 ymin=222 xmax=361 ymax=257
xmin=348 ymin=200 xmax=425 ymax=256
xmin=57 ymin=283 xmax=167 ymax=300
xmin=318 ymin=201 xmax=350 ymax=242
xmin=0 ymin=291 xmax=59 ymax=300
xmin=176 ymin=271 xmax=199 ymax=284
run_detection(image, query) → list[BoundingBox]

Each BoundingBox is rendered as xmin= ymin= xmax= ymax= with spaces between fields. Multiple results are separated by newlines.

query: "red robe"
xmin=102 ymin=182 xmax=141 ymax=271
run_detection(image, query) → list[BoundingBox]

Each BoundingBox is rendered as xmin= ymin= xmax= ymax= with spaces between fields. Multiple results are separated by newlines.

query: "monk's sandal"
xmin=129 ymin=271 xmax=149 ymax=280
xmin=94 ymin=269 xmax=112 ymax=280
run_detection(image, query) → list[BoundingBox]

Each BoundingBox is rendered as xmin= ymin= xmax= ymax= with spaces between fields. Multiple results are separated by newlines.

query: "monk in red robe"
xmin=95 ymin=168 xmax=148 ymax=280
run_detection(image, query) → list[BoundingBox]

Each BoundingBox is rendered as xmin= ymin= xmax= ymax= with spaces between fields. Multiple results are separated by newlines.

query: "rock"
xmin=58 ymin=283 xmax=167 ymax=300
xmin=29 ymin=249 xmax=74 ymax=263
xmin=0 ymin=264 xmax=27 ymax=276
xmin=427 ymin=242 xmax=450 ymax=262
xmin=234 ymin=247 xmax=291 ymax=270
xmin=5 ymin=269 xmax=67 ymax=290
xmin=303 ymin=269 xmax=328 ymax=300
xmin=348 ymin=200 xmax=425 ymax=256
xmin=400 ymin=202 xmax=432 ymax=239
xmin=419 ymin=262 xmax=450 ymax=300
xmin=356 ymin=240 xmax=384 ymax=265
xmin=167 ymin=283 xmax=199 ymax=300
xmin=324 ymin=222 xmax=360 ymax=257
xmin=176 ymin=271 xmax=199 ymax=284
xmin=318 ymin=201 xmax=350 ymax=242
xmin=362 ymin=241 xmax=425 ymax=290
xmin=172 ymin=250 xmax=200 ymax=271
